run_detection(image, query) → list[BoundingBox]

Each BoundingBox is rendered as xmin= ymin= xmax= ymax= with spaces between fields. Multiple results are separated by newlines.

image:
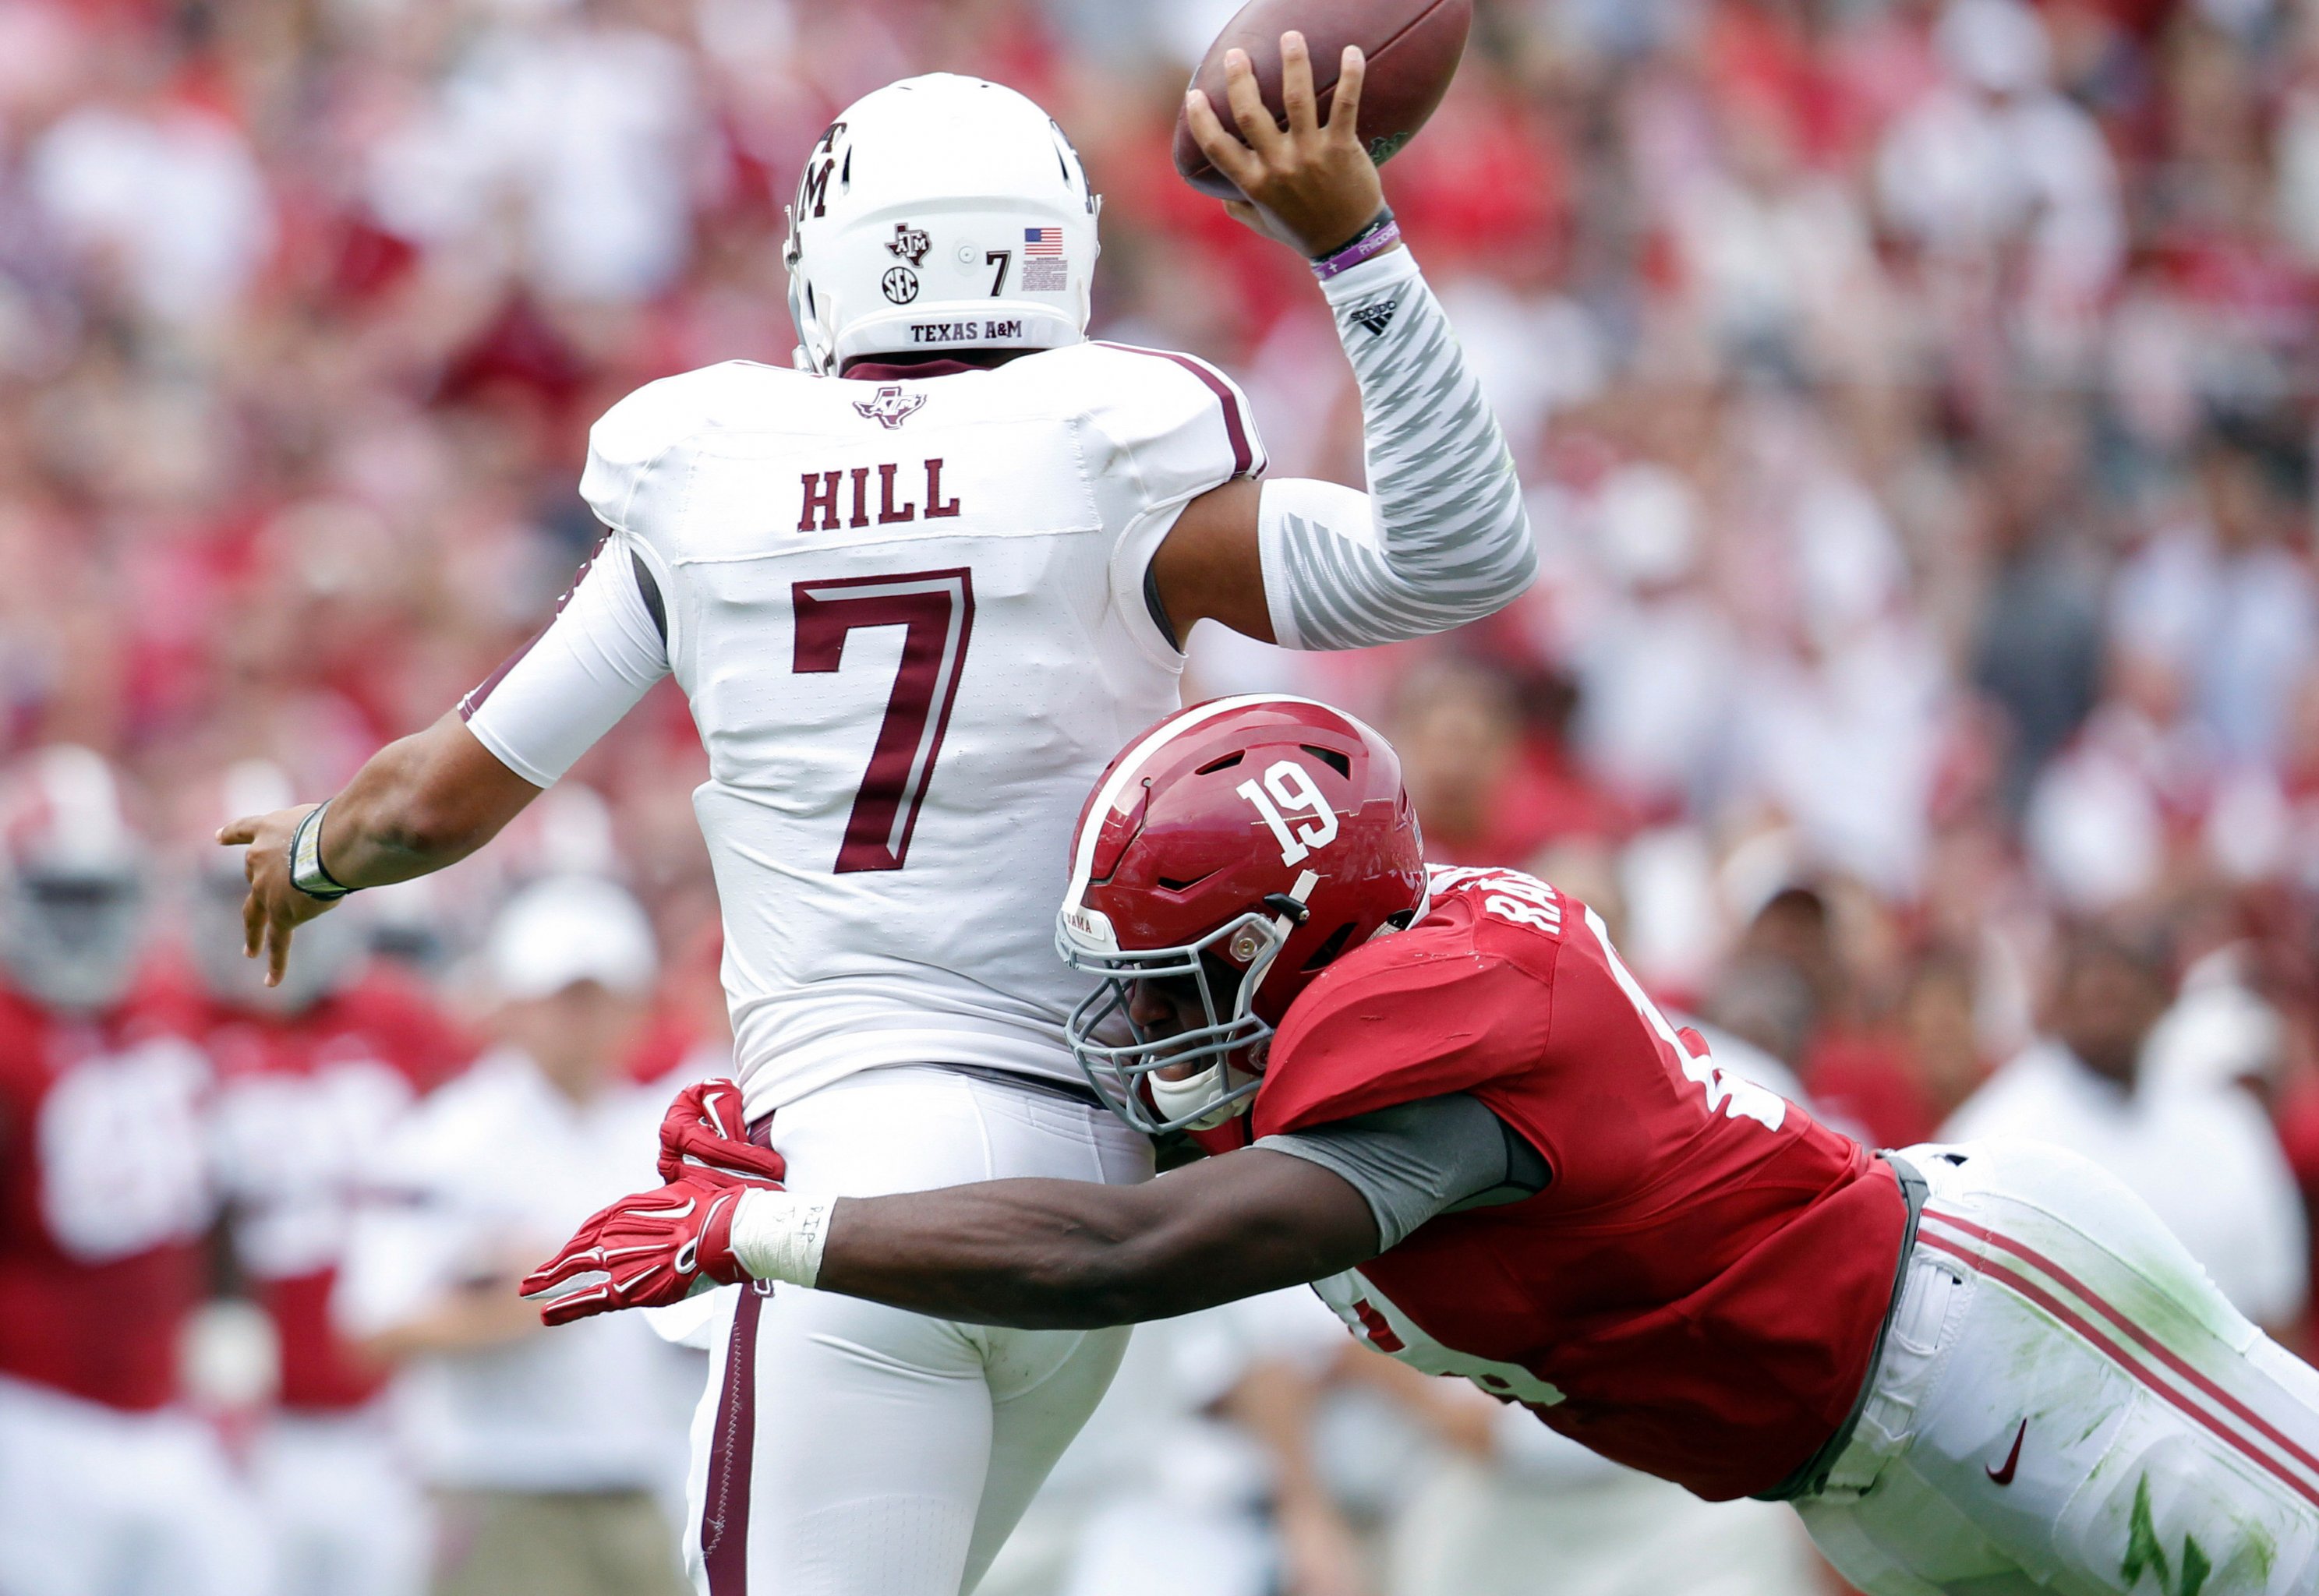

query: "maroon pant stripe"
xmin=1924 ymin=1208 xmax=2319 ymax=1486
xmin=1917 ymin=1228 xmax=2319 ymax=1509
xmin=701 ymin=1284 xmax=765 ymax=1594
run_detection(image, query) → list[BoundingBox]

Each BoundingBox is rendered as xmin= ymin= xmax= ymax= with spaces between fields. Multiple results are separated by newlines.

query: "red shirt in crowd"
xmin=182 ymin=967 xmax=471 ymax=1411
xmin=0 ymin=981 xmax=216 ymax=1411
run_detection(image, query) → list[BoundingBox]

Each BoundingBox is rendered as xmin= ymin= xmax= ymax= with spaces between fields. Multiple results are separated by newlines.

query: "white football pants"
xmin=0 ymin=1374 xmax=272 ymax=1596
xmin=680 ymin=1065 xmax=1152 ymax=1596
xmin=1799 ymin=1139 xmax=2319 ymax=1594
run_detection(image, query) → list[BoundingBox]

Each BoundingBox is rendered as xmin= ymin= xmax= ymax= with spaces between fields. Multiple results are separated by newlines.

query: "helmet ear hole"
xmin=1300 ymin=922 xmax=1357 ymax=973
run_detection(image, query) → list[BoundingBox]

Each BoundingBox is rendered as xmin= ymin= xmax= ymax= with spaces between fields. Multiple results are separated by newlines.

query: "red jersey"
xmin=190 ymin=968 xmax=470 ymax=1411
xmin=0 ymin=983 xmax=216 ymax=1411
xmin=1247 ymin=865 xmax=1907 ymax=1500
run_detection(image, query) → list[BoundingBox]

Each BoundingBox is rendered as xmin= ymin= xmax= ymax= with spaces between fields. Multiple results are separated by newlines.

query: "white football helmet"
xmin=784 ymin=74 xmax=1101 ymax=374
xmin=0 ymin=746 xmax=150 ymax=1012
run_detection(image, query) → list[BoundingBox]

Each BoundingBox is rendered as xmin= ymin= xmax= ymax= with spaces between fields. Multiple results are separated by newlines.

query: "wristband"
xmin=729 ymin=1188 xmax=833 ymax=1287
xmin=1311 ymin=209 xmax=1399 ymax=281
xmin=288 ymin=801 xmax=353 ymax=902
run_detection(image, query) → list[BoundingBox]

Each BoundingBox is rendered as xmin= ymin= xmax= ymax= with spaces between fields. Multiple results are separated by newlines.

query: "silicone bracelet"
xmin=1311 ymin=210 xmax=1400 ymax=281
xmin=289 ymin=801 xmax=352 ymax=902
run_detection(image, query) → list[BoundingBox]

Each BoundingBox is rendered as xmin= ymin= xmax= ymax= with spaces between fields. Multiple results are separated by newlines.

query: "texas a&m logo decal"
xmin=853 ymin=384 xmax=926 ymax=430
xmin=885 ymin=224 xmax=931 ymax=267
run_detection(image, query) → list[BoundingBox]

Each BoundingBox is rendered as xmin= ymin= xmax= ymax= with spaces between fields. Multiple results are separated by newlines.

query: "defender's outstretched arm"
xmin=524 ymin=1146 xmax=1382 ymax=1332
xmin=811 ymin=1149 xmax=1380 ymax=1329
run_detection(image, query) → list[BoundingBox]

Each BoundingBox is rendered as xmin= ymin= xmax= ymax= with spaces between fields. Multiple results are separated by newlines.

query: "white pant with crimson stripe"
xmin=678 ymin=1065 xmax=1152 ymax=1596
xmin=1798 ymin=1138 xmax=2319 ymax=1595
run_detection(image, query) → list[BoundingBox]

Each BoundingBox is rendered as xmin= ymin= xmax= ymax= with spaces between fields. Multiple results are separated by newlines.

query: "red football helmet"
xmin=1057 ymin=696 xmax=1427 ymax=1133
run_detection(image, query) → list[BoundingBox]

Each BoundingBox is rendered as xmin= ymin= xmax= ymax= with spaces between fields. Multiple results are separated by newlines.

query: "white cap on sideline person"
xmin=486 ymin=874 xmax=657 ymax=1001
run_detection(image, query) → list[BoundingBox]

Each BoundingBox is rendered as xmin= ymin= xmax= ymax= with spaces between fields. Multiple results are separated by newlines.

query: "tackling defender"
xmin=534 ymin=698 xmax=2319 ymax=1596
xmin=226 ymin=39 xmax=1536 ymax=1596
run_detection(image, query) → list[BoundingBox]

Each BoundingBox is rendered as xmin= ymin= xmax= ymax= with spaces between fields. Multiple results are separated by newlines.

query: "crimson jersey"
xmin=188 ymin=968 xmax=471 ymax=1411
xmin=1244 ymin=865 xmax=1908 ymax=1500
xmin=0 ymin=983 xmax=215 ymax=1411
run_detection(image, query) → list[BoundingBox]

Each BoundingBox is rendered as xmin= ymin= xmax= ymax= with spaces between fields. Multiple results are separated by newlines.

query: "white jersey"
xmin=463 ymin=345 xmax=1265 ymax=1114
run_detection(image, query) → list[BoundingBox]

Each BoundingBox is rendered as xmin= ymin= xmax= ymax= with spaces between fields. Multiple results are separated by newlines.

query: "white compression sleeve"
xmin=460 ymin=538 xmax=670 ymax=786
xmin=729 ymin=1188 xmax=834 ymax=1287
xmin=1259 ymin=248 xmax=1536 ymax=650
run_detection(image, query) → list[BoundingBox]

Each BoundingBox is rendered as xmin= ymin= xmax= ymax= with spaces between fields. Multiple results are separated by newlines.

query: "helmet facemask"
xmin=1060 ymin=870 xmax=1317 ymax=1135
xmin=0 ymin=868 xmax=147 ymax=1012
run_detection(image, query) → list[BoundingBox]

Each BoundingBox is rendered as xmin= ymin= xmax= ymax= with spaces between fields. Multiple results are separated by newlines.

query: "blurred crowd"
xmin=9 ymin=0 xmax=2319 ymax=1590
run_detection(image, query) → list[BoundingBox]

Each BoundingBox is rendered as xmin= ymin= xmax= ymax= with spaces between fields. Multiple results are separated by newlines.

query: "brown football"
xmin=1172 ymin=0 xmax=1472 ymax=201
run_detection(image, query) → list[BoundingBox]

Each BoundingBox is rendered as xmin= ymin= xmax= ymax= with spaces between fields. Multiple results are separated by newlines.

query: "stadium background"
xmin=8 ymin=0 xmax=2319 ymax=1590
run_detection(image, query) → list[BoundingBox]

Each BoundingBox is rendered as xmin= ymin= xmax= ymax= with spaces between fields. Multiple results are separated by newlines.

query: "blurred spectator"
xmin=1390 ymin=655 xmax=1618 ymax=867
xmin=981 ymin=1290 xmax=1367 ymax=1596
xmin=10 ymin=0 xmax=2319 ymax=1582
xmin=182 ymin=760 xmax=473 ymax=1596
xmin=0 ymin=746 xmax=265 ymax=1596
xmin=334 ymin=875 xmax=697 ymax=1596
xmin=1381 ymin=1378 xmax=1819 ymax=1596
xmin=1943 ymin=919 xmax=2308 ymax=1329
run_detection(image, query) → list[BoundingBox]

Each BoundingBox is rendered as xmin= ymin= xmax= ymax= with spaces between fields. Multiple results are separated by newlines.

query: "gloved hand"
xmin=657 ymin=1077 xmax=787 ymax=1187
xmin=521 ymin=1172 xmax=758 ymax=1326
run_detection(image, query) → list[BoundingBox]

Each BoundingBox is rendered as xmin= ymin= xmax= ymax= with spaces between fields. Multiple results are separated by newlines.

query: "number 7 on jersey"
xmin=793 ymin=570 xmax=975 ymax=873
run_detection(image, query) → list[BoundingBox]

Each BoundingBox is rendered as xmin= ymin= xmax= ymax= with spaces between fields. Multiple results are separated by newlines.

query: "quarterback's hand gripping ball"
xmin=1173 ymin=0 xmax=1471 ymax=235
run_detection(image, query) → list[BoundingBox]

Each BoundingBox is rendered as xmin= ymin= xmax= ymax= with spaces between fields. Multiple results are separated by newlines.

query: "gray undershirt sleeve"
xmin=1255 ymin=1093 xmax=1550 ymax=1252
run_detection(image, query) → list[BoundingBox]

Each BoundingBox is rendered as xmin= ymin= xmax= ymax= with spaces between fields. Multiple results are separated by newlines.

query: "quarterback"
xmin=226 ymin=39 xmax=1535 ymax=1596
xmin=534 ymin=699 xmax=2319 ymax=1596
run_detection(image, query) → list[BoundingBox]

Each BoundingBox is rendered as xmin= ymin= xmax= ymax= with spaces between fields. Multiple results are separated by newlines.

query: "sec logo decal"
xmin=881 ymin=267 xmax=920 ymax=305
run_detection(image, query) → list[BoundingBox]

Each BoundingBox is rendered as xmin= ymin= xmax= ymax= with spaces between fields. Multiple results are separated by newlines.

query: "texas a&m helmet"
xmin=1057 ymin=697 xmax=1427 ymax=1135
xmin=784 ymin=74 xmax=1100 ymax=375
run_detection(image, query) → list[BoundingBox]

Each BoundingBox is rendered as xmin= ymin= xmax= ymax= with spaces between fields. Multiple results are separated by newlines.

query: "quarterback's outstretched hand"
xmin=521 ymin=1172 xmax=759 ymax=1326
xmin=1185 ymin=31 xmax=1388 ymax=258
xmin=656 ymin=1078 xmax=787 ymax=1187
xmin=217 ymin=803 xmax=337 ymax=988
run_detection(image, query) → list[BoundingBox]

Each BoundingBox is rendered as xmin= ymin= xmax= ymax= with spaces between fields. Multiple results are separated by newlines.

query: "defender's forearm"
xmin=744 ymin=1155 xmax=1378 ymax=1330
xmin=815 ymin=1181 xmax=1220 ymax=1329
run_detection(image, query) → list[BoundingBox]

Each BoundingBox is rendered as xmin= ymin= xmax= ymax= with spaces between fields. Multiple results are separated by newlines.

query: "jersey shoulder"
xmin=582 ymin=361 xmax=818 ymax=531
xmin=1014 ymin=341 xmax=1266 ymax=495
xmin=1253 ymin=874 xmax=1564 ymax=1138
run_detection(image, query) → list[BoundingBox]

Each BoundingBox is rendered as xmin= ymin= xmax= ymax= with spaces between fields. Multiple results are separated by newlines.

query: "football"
xmin=1172 ymin=0 xmax=1473 ymax=200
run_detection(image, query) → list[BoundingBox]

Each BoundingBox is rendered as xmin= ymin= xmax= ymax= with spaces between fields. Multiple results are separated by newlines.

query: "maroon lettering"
xmin=848 ymin=466 xmax=871 ymax=528
xmin=877 ymin=462 xmax=916 ymax=524
xmin=799 ymin=470 xmax=842 ymax=532
xmin=924 ymin=458 xmax=960 ymax=519
xmin=792 ymin=570 xmax=976 ymax=873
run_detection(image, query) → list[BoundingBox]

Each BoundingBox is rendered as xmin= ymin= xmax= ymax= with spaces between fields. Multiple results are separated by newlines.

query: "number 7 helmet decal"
xmin=1056 ymin=697 xmax=1427 ymax=1134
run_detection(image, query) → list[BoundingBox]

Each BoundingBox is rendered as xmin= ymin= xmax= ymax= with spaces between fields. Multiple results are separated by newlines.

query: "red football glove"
xmin=657 ymin=1078 xmax=788 ymax=1187
xmin=521 ymin=1173 xmax=756 ymax=1327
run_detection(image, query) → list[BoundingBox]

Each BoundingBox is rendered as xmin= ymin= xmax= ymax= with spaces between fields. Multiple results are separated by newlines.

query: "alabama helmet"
xmin=0 ymin=745 xmax=150 ymax=1012
xmin=1057 ymin=697 xmax=1428 ymax=1135
xmin=784 ymin=74 xmax=1100 ymax=374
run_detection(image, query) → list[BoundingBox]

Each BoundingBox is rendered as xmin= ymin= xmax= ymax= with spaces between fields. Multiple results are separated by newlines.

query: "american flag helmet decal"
xmin=1024 ymin=227 xmax=1064 ymax=256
